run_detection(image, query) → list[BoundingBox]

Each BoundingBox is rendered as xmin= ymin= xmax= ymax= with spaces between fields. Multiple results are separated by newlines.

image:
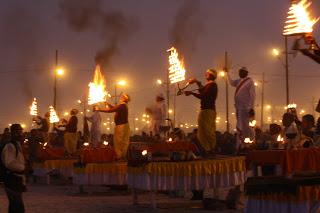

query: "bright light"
xmin=244 ymin=138 xmax=254 ymax=144
xmin=219 ymin=71 xmax=225 ymax=77
xmin=107 ymin=127 xmax=110 ymax=130
xmin=146 ymin=121 xmax=150 ymax=124
xmin=135 ymin=118 xmax=139 ymax=121
xmin=254 ymin=82 xmax=258 ymax=87
xmin=87 ymin=109 xmax=90 ymax=112
xmin=300 ymin=109 xmax=305 ymax=114
xmin=168 ymin=109 xmax=173 ymax=114
xmin=167 ymin=47 xmax=186 ymax=84
xmin=157 ymin=79 xmax=163 ymax=85
xmin=168 ymin=137 xmax=173 ymax=142
xmin=249 ymin=120 xmax=257 ymax=127
xmin=64 ymin=112 xmax=69 ymax=116
xmin=56 ymin=68 xmax=65 ymax=76
xmin=83 ymin=142 xmax=89 ymax=146
xmin=88 ymin=65 xmax=107 ymax=105
xmin=266 ymin=105 xmax=271 ymax=109
xmin=30 ymin=98 xmax=38 ymax=116
xmin=49 ymin=106 xmax=59 ymax=123
xmin=141 ymin=150 xmax=148 ymax=156
xmin=103 ymin=141 xmax=109 ymax=146
xmin=135 ymin=127 xmax=139 ymax=131
xmin=77 ymin=100 xmax=82 ymax=104
xmin=117 ymin=80 xmax=127 ymax=86
xmin=142 ymin=114 xmax=146 ymax=118
xmin=283 ymin=0 xmax=319 ymax=36
xmin=272 ymin=48 xmax=280 ymax=57
xmin=103 ymin=123 xmax=107 ymax=126
xmin=287 ymin=103 xmax=297 ymax=109
xmin=277 ymin=135 xmax=284 ymax=142
xmin=21 ymin=124 xmax=26 ymax=129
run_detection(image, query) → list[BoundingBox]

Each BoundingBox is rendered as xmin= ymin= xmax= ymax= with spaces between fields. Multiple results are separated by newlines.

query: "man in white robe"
xmin=228 ymin=67 xmax=255 ymax=149
xmin=146 ymin=94 xmax=166 ymax=136
xmin=86 ymin=107 xmax=102 ymax=148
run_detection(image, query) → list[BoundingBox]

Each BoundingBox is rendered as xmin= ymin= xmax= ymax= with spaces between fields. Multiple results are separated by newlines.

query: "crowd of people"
xmin=0 ymin=64 xmax=319 ymax=212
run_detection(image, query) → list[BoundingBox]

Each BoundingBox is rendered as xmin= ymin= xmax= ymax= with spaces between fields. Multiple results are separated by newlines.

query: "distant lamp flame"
xmin=287 ymin=103 xmax=297 ymax=109
xmin=103 ymin=141 xmax=109 ymax=146
xmin=168 ymin=137 xmax=173 ymax=142
xmin=277 ymin=135 xmax=284 ymax=142
xmin=283 ymin=0 xmax=319 ymax=36
xmin=249 ymin=120 xmax=257 ymax=127
xmin=83 ymin=142 xmax=89 ymax=146
xmin=49 ymin=106 xmax=59 ymax=123
xmin=244 ymin=138 xmax=254 ymax=144
xmin=88 ymin=65 xmax=107 ymax=105
xmin=167 ymin=47 xmax=186 ymax=84
xmin=141 ymin=150 xmax=148 ymax=156
xmin=30 ymin=98 xmax=38 ymax=116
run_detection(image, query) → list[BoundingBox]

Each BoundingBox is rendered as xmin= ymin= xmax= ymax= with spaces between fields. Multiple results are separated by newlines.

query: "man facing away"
xmin=64 ymin=109 xmax=79 ymax=155
xmin=146 ymin=93 xmax=166 ymax=136
xmin=227 ymin=67 xmax=255 ymax=149
xmin=86 ymin=106 xmax=102 ymax=148
xmin=184 ymin=68 xmax=218 ymax=155
xmin=2 ymin=124 xmax=26 ymax=213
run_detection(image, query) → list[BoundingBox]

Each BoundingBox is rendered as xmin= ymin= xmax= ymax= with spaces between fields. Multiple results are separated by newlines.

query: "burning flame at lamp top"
xmin=287 ymin=103 xmax=297 ymax=109
xmin=88 ymin=65 xmax=108 ymax=105
xmin=30 ymin=98 xmax=38 ymax=116
xmin=277 ymin=135 xmax=284 ymax=142
xmin=283 ymin=0 xmax=319 ymax=36
xmin=49 ymin=106 xmax=59 ymax=123
xmin=167 ymin=47 xmax=186 ymax=84
xmin=249 ymin=120 xmax=257 ymax=127
xmin=244 ymin=138 xmax=254 ymax=144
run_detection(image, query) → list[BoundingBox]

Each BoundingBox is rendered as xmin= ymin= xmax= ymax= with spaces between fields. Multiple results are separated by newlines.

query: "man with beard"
xmin=1 ymin=124 xmax=26 ymax=212
xmin=185 ymin=69 xmax=218 ymax=155
xmin=228 ymin=67 xmax=256 ymax=150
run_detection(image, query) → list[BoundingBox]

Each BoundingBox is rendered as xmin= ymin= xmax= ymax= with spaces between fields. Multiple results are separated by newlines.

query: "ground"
xmin=0 ymin=183 xmax=242 ymax=213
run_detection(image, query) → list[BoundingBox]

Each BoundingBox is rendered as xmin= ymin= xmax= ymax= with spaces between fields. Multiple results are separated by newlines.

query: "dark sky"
xmin=0 ymin=0 xmax=319 ymax=131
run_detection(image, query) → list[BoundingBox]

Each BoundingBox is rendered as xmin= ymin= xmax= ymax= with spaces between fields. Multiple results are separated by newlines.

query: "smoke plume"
xmin=169 ymin=0 xmax=205 ymax=60
xmin=59 ymin=0 xmax=138 ymax=68
xmin=0 ymin=2 xmax=45 ymax=100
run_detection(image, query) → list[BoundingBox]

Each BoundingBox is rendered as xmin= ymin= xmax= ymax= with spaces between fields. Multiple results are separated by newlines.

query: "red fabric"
xmin=38 ymin=148 xmax=65 ymax=160
xmin=149 ymin=142 xmax=198 ymax=153
xmin=247 ymin=148 xmax=320 ymax=175
xmin=283 ymin=148 xmax=320 ymax=174
xmin=81 ymin=147 xmax=116 ymax=163
xmin=246 ymin=150 xmax=286 ymax=167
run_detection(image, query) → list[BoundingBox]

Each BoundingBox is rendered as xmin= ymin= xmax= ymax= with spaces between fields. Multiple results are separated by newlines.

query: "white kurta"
xmin=147 ymin=102 xmax=166 ymax=135
xmin=87 ymin=111 xmax=102 ymax=148
xmin=228 ymin=74 xmax=256 ymax=145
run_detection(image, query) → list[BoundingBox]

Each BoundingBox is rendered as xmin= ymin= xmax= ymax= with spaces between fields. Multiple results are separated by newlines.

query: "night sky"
xmin=0 ymin=0 xmax=319 ymax=132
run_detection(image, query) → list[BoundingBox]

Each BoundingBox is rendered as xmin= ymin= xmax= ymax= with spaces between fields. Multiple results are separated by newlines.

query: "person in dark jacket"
xmin=64 ymin=109 xmax=78 ymax=155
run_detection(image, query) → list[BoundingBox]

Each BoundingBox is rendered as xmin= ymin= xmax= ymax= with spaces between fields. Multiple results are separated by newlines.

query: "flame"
xmin=244 ymin=138 xmax=254 ymax=144
xmin=277 ymin=135 xmax=284 ymax=142
xmin=141 ymin=150 xmax=148 ymax=156
xmin=88 ymin=65 xmax=108 ymax=105
xmin=249 ymin=120 xmax=257 ymax=127
xmin=30 ymin=98 xmax=38 ymax=116
xmin=283 ymin=0 xmax=319 ymax=36
xmin=167 ymin=47 xmax=186 ymax=84
xmin=49 ymin=106 xmax=59 ymax=123
xmin=83 ymin=142 xmax=89 ymax=146
xmin=103 ymin=141 xmax=109 ymax=146
xmin=287 ymin=103 xmax=297 ymax=109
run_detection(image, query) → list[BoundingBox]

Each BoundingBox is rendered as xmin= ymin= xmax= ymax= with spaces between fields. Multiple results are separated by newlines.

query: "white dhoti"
xmin=236 ymin=109 xmax=254 ymax=148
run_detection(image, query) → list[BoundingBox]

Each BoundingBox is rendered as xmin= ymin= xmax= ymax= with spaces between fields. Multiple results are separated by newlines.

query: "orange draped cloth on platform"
xmin=247 ymin=148 xmax=320 ymax=175
xmin=81 ymin=147 xmax=116 ymax=163
xmin=149 ymin=142 xmax=198 ymax=153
